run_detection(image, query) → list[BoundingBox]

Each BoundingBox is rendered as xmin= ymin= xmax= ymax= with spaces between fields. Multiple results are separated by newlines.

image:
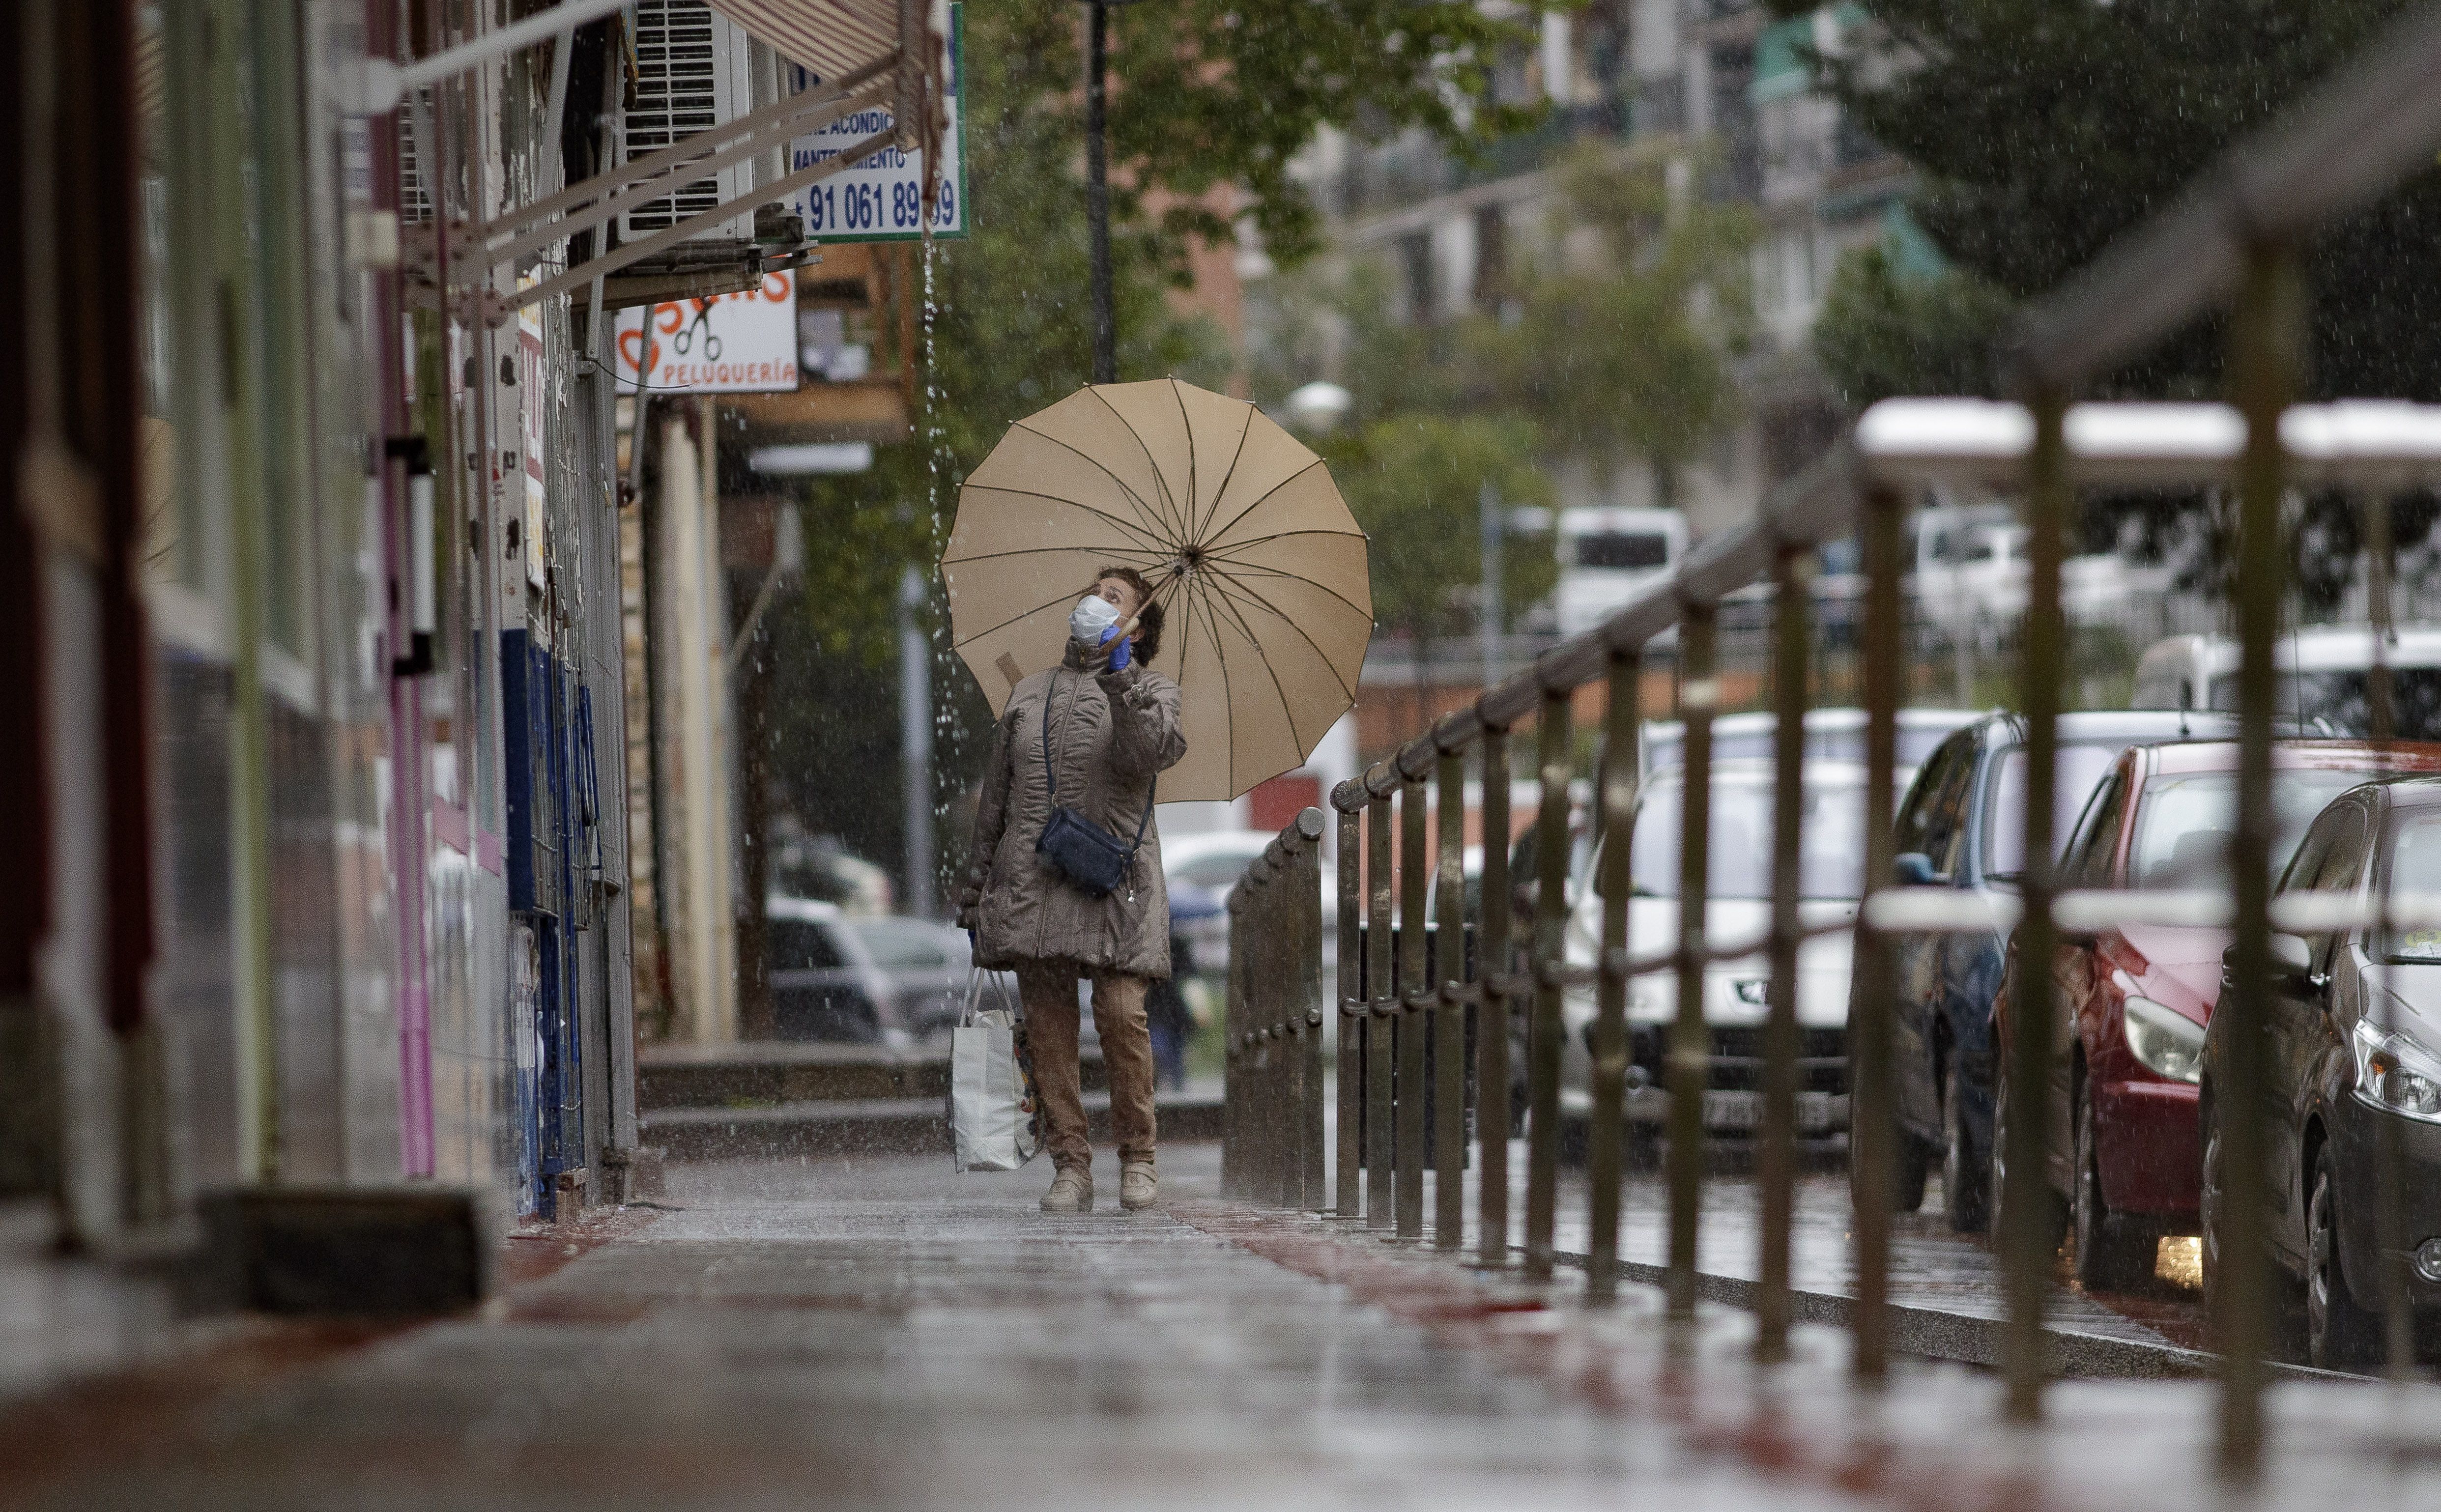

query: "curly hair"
xmin=1091 ymin=564 xmax=1165 ymax=662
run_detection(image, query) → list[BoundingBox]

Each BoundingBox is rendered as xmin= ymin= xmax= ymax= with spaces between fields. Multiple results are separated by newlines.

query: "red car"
xmin=1994 ymin=740 xmax=2441 ymax=1290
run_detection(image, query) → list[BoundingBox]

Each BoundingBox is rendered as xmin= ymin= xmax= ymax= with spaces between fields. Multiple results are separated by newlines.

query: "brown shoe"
xmin=1119 ymin=1161 xmax=1158 ymax=1211
xmin=1040 ymin=1168 xmax=1094 ymax=1213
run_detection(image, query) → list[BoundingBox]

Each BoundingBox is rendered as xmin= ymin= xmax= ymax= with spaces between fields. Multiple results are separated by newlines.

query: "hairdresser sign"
xmin=613 ymin=271 xmax=799 ymax=394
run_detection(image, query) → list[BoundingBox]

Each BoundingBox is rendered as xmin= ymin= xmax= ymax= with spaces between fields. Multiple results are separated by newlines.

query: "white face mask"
xmin=1069 ymin=594 xmax=1122 ymax=644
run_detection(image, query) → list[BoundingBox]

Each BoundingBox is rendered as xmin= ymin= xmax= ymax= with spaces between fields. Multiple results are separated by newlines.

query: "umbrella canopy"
xmin=943 ymin=379 xmax=1372 ymax=801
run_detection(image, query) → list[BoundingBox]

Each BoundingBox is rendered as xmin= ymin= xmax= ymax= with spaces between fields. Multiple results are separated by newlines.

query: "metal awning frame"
xmin=474 ymin=64 xmax=897 ymax=277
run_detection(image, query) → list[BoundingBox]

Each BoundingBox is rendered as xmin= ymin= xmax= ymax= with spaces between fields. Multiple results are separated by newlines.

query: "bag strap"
xmin=1042 ymin=665 xmax=1157 ymax=860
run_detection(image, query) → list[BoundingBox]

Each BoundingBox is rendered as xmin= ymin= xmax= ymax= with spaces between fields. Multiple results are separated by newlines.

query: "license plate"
xmin=1702 ymin=1092 xmax=1759 ymax=1130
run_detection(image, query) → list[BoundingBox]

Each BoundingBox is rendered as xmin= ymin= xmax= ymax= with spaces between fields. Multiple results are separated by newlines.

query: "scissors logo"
xmin=669 ymin=300 xmax=722 ymax=361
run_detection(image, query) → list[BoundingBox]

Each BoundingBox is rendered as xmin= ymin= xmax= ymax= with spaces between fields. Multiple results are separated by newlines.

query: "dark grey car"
xmin=766 ymin=898 xmax=999 ymax=1044
xmin=2203 ymin=776 xmax=2441 ymax=1369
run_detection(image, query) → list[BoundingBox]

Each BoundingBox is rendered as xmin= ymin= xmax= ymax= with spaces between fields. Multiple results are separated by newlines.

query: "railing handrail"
xmin=1340 ymin=442 xmax=1861 ymax=808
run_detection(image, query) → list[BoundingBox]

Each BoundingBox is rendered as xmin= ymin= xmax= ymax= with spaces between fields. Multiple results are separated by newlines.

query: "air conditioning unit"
xmin=622 ymin=0 xmax=756 ymax=243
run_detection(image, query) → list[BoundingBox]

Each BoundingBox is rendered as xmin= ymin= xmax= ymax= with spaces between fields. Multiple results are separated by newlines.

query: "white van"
xmin=1555 ymin=507 xmax=1689 ymax=637
xmin=2131 ymin=624 xmax=2441 ymax=735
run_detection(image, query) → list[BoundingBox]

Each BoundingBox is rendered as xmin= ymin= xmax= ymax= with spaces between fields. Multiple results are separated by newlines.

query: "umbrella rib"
xmin=1196 ymin=457 xmax=1331 ymax=550
xmin=1190 ymin=575 xmax=1245 ymax=795
xmin=1172 ymin=380 xmax=1202 ymax=545
xmin=1198 ymin=560 xmax=1360 ymax=716
xmin=1192 ymin=393 xmax=1256 ymax=544
xmin=948 ymin=481 xmax=1173 ymax=558
xmin=1084 ymin=387 xmax=1190 ymax=545
xmin=1195 ymin=567 xmax=1321 ymax=765
xmin=1196 ymin=549 xmax=1377 ymax=628
xmin=950 ymin=583 xmax=1091 ymax=650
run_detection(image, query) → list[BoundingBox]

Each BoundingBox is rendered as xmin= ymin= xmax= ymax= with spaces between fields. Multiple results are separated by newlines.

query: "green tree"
xmin=1811 ymin=243 xmax=2015 ymax=408
xmin=1476 ymin=145 xmax=1756 ymax=492
xmin=1782 ymin=0 xmax=2441 ymax=400
xmin=1326 ymin=414 xmax=1554 ymax=725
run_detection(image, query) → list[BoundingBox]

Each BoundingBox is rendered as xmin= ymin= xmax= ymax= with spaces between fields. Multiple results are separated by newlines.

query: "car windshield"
xmin=2127 ymin=769 xmax=2366 ymax=890
xmin=1627 ymin=772 xmax=1868 ymax=901
xmin=2281 ymin=671 xmax=2441 ymax=741
xmin=1983 ymin=744 xmax=2125 ymax=879
xmin=850 ymin=918 xmax=956 ymax=969
xmin=1643 ymin=722 xmax=1953 ymax=772
xmin=2384 ymin=809 xmax=2441 ymax=961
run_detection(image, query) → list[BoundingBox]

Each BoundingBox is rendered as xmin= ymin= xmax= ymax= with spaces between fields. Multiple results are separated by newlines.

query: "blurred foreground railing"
xmin=1219 ymin=0 xmax=2441 ymax=1483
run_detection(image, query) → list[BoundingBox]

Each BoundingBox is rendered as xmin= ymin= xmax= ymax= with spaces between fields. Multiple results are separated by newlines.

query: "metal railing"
xmin=1220 ymin=807 xmax=1326 ymax=1209
xmin=1218 ymin=0 xmax=2441 ymax=1483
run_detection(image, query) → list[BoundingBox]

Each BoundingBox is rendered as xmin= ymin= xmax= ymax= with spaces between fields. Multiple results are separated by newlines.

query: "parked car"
xmin=1989 ymin=741 xmax=2441 ymax=1291
xmin=2202 ymin=776 xmax=2441 ymax=1366
xmin=1873 ymin=709 xmax=2241 ymax=1228
xmin=764 ymin=898 xmax=993 ymax=1044
xmin=2132 ymin=623 xmax=2441 ymax=736
xmin=1556 ymin=760 xmax=1869 ymax=1140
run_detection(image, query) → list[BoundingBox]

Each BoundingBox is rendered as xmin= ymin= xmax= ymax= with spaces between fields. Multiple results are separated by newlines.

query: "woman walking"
xmin=958 ymin=566 xmax=1185 ymax=1212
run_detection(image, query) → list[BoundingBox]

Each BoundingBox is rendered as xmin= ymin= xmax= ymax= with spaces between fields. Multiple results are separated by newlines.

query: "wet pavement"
xmin=11 ymin=1147 xmax=1881 ymax=1512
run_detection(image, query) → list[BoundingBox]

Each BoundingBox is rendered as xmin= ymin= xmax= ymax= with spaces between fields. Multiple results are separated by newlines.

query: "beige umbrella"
xmin=943 ymin=379 xmax=1372 ymax=801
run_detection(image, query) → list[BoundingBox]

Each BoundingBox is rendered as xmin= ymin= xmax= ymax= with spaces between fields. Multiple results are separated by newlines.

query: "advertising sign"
xmin=782 ymin=5 xmax=969 ymax=242
xmin=614 ymin=270 xmax=800 ymax=394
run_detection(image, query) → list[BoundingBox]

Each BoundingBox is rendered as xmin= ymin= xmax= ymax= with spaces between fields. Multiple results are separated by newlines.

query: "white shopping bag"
xmin=950 ymin=970 xmax=1042 ymax=1172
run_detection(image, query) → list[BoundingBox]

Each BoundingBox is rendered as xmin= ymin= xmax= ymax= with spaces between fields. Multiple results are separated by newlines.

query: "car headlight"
xmin=2122 ymin=996 xmax=2203 ymax=1084
xmin=2353 ymin=1018 xmax=2441 ymax=1123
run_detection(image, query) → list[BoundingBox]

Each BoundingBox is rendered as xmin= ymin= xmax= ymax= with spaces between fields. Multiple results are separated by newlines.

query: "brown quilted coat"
xmin=961 ymin=641 xmax=1187 ymax=978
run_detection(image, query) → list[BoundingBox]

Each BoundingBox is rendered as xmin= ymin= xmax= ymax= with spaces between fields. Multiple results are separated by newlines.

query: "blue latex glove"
xmin=1100 ymin=624 xmax=1132 ymax=672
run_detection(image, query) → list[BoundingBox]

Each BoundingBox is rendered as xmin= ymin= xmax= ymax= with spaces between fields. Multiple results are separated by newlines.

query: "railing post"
xmin=1476 ymin=726 xmax=1514 ymax=1266
xmin=1223 ymin=883 xmax=1245 ymax=1198
xmin=1587 ymin=646 xmax=1639 ymax=1302
xmin=1758 ymin=544 xmax=1811 ymax=1360
xmin=1396 ymin=767 xmax=1431 ymax=1240
xmin=1300 ymin=808 xmax=1328 ymax=1213
xmin=2217 ymin=238 xmax=2301 ymax=1481
xmin=2000 ymin=386 xmax=2068 ymax=1422
xmin=1850 ymin=482 xmax=1903 ymax=1383
xmin=1524 ymin=686 xmax=1573 ymax=1281
xmin=2363 ymin=491 xmax=2416 ymax=1375
xmin=1264 ymin=852 xmax=1290 ymax=1208
xmin=1334 ymin=787 xmax=1365 ymax=1219
xmin=1365 ymin=787 xmax=1396 ymax=1228
xmin=1666 ymin=602 xmax=1717 ymax=1321
xmin=1434 ymin=743 xmax=1469 ymax=1248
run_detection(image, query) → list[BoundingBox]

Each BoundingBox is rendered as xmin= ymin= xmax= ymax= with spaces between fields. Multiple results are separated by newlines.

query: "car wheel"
xmin=2199 ymin=1111 xmax=2222 ymax=1321
xmin=1991 ymin=1065 xmax=2066 ymax=1257
xmin=1941 ymin=1056 xmax=1988 ymax=1232
xmin=2306 ymin=1144 xmax=2380 ymax=1371
xmin=2073 ymin=1076 xmax=2154 ymax=1292
xmin=1891 ymin=1136 xmax=1932 ymax=1214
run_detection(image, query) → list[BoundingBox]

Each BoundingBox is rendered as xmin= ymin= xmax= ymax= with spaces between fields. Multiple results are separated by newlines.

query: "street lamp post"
xmin=1082 ymin=0 xmax=1157 ymax=385
xmin=1085 ymin=0 xmax=1114 ymax=384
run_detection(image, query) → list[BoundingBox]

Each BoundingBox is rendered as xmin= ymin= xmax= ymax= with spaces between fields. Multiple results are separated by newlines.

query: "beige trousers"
xmin=1016 ymin=961 xmax=1157 ymax=1171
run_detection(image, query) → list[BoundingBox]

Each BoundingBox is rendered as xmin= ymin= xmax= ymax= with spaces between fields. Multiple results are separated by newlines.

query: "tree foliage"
xmin=1786 ymin=0 xmax=2441 ymax=400
xmin=1475 ymin=146 xmax=1756 ymax=484
xmin=1810 ymin=243 xmax=2014 ymax=407
xmin=1110 ymin=0 xmax=1543 ymax=266
xmin=1324 ymin=414 xmax=1555 ymax=651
